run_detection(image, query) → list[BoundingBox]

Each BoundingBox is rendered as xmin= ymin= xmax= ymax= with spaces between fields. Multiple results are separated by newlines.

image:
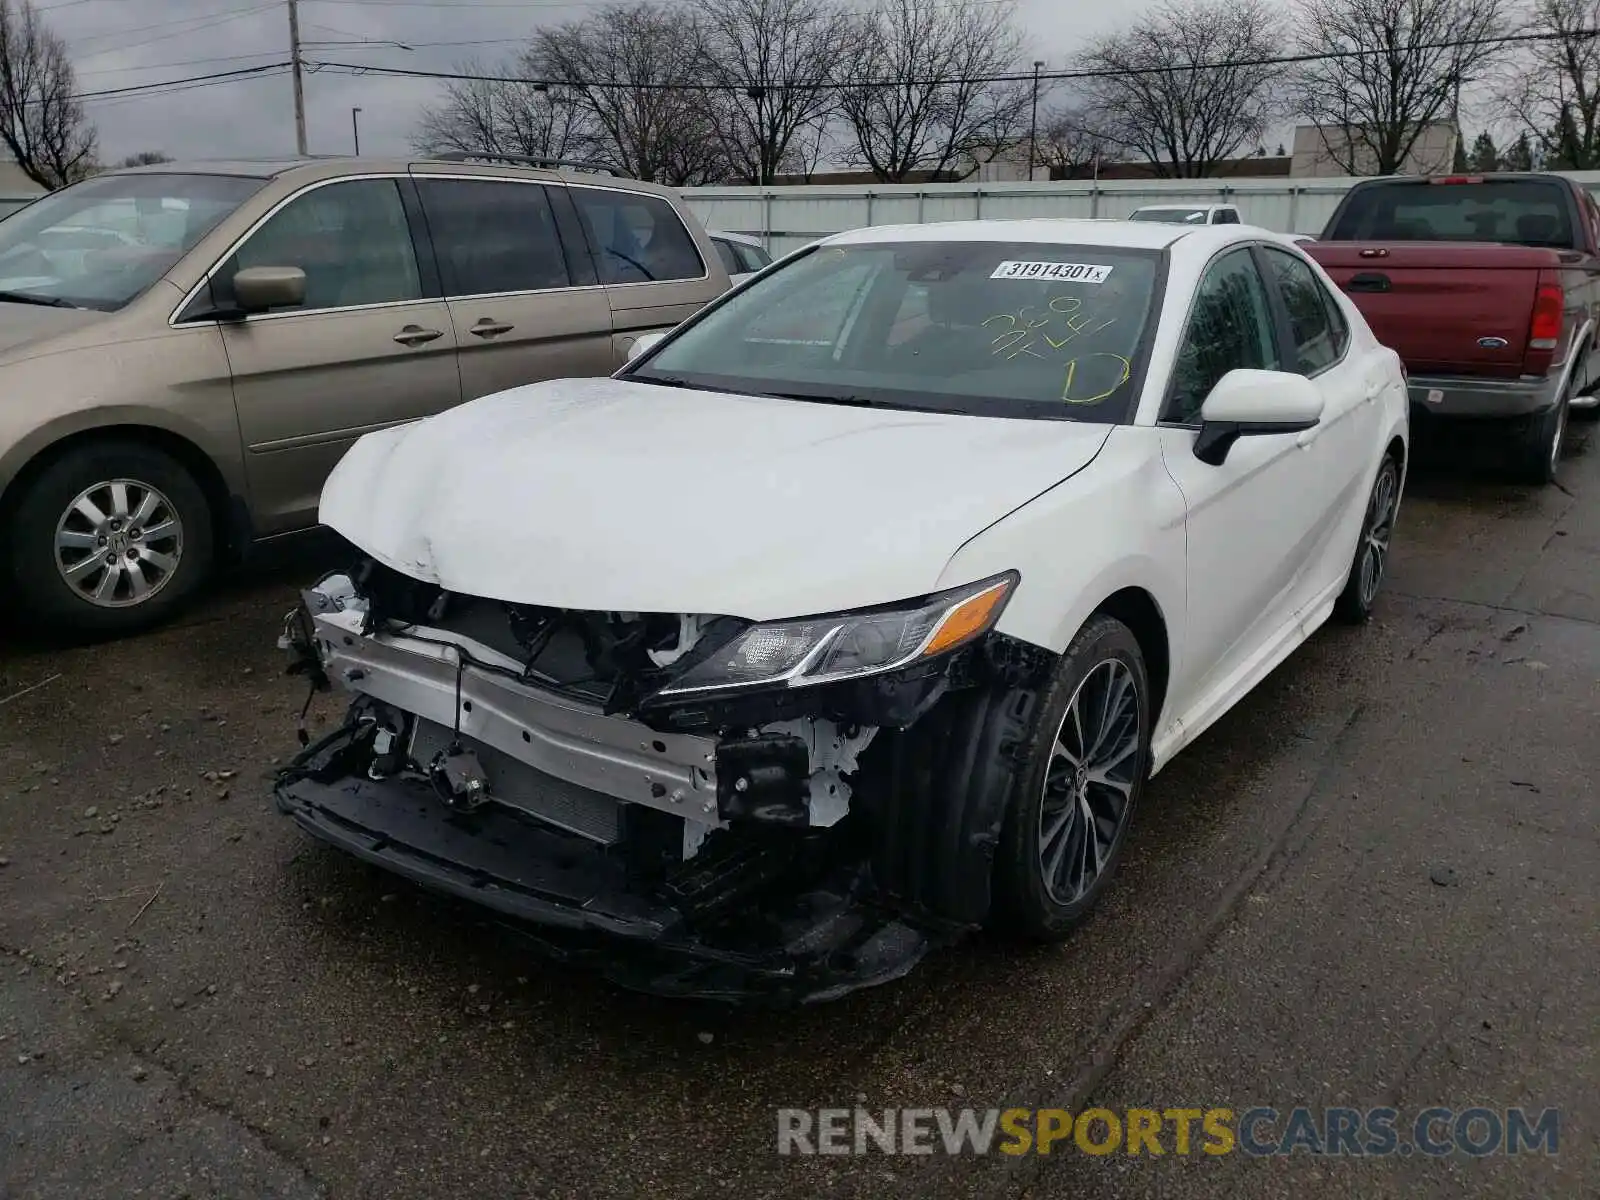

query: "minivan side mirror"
xmin=233 ymin=265 xmax=306 ymax=313
xmin=1193 ymin=369 xmax=1324 ymax=466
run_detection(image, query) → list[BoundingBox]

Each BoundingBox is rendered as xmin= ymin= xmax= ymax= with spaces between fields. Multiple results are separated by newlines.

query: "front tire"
xmin=991 ymin=615 xmax=1150 ymax=942
xmin=7 ymin=440 xmax=214 ymax=637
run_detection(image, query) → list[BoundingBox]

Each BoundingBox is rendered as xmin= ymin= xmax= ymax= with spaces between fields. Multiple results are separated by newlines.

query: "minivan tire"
xmin=7 ymin=440 xmax=213 ymax=637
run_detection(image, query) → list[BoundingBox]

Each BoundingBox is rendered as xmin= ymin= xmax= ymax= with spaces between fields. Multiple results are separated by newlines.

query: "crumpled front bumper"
xmin=274 ymin=726 xmax=950 ymax=1004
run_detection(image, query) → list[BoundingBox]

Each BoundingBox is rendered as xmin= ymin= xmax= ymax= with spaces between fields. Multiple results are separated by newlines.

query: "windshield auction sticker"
xmin=990 ymin=261 xmax=1113 ymax=283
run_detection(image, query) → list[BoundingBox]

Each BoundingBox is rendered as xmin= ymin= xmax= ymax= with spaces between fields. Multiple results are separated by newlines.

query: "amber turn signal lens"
xmin=922 ymin=578 xmax=1013 ymax=657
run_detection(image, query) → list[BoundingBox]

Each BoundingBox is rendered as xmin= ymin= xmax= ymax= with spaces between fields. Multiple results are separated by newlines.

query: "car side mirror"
xmin=626 ymin=330 xmax=668 ymax=362
xmin=233 ymin=265 xmax=306 ymax=313
xmin=1193 ymin=369 xmax=1324 ymax=466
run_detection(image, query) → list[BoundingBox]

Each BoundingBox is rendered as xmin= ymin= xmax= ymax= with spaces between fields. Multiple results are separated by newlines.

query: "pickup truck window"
xmin=1325 ymin=180 xmax=1575 ymax=249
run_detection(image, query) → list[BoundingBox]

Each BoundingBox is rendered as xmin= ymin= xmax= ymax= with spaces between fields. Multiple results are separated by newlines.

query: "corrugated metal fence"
xmin=682 ymin=171 xmax=1600 ymax=255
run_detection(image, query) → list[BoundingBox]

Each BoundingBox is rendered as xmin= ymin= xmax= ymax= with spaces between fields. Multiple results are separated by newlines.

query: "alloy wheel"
xmin=1037 ymin=658 xmax=1142 ymax=905
xmin=53 ymin=478 xmax=185 ymax=609
xmin=1358 ymin=461 xmax=1398 ymax=610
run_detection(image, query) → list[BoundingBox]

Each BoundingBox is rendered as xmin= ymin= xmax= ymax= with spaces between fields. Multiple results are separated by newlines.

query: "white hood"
xmin=319 ymin=377 xmax=1110 ymax=621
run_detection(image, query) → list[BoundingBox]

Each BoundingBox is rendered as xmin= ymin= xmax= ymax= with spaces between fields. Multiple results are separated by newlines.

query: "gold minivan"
xmin=0 ymin=156 xmax=731 ymax=634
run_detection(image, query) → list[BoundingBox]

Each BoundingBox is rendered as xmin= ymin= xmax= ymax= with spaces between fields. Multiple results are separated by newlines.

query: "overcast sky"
xmin=50 ymin=0 xmax=1149 ymax=162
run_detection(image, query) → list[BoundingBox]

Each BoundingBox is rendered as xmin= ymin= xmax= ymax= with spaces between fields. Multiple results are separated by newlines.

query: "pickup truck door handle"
xmin=393 ymin=325 xmax=444 ymax=347
xmin=1347 ymin=273 xmax=1391 ymax=293
xmin=469 ymin=319 xmax=515 ymax=339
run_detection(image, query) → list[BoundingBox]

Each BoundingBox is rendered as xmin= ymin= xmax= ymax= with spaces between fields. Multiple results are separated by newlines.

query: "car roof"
xmin=103 ymin=156 xmax=679 ymax=197
xmin=709 ymin=229 xmax=764 ymax=247
xmin=824 ymin=218 xmax=1199 ymax=250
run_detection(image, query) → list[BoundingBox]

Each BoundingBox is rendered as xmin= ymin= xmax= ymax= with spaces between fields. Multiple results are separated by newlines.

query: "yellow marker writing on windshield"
xmin=1062 ymin=353 xmax=1132 ymax=404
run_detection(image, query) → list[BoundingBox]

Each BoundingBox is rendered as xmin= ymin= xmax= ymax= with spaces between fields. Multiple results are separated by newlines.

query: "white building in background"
xmin=1290 ymin=122 xmax=1459 ymax=178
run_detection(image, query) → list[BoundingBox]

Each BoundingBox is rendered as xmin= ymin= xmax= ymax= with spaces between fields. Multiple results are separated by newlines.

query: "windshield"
xmin=628 ymin=240 xmax=1162 ymax=422
xmin=0 ymin=173 xmax=264 ymax=310
xmin=1324 ymin=180 xmax=1577 ymax=248
xmin=1129 ymin=208 xmax=1209 ymax=224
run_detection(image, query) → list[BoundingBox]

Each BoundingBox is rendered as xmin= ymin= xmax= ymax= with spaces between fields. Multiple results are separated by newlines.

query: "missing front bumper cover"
xmin=273 ymin=723 xmax=949 ymax=1003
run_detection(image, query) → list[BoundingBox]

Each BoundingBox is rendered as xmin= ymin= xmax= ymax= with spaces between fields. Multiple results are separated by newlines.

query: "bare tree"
xmin=0 ymin=0 xmax=95 ymax=188
xmin=413 ymin=58 xmax=596 ymax=163
xmin=532 ymin=3 xmax=730 ymax=185
xmin=1497 ymin=0 xmax=1600 ymax=169
xmin=1036 ymin=105 xmax=1110 ymax=177
xmin=837 ymin=0 xmax=1030 ymax=182
xmin=1292 ymin=0 xmax=1503 ymax=176
xmin=1079 ymin=0 xmax=1285 ymax=178
xmin=696 ymin=0 xmax=850 ymax=184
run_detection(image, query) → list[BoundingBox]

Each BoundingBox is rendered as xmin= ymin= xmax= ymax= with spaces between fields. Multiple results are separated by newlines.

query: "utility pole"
xmin=1027 ymin=61 xmax=1044 ymax=182
xmin=287 ymin=0 xmax=307 ymax=156
xmin=352 ymin=106 xmax=362 ymax=155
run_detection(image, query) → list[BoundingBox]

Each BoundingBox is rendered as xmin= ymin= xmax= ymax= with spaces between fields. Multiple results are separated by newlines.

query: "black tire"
xmin=1333 ymin=452 xmax=1401 ymax=625
xmin=6 ymin=440 xmax=214 ymax=637
xmin=1510 ymin=388 xmax=1569 ymax=485
xmin=990 ymin=615 xmax=1151 ymax=942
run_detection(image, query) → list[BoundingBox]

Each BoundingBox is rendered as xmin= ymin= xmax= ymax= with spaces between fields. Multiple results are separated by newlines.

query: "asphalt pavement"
xmin=1 ymin=423 xmax=1596 ymax=1199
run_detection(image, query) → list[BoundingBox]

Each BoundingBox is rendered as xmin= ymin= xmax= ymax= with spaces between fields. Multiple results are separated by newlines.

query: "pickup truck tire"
xmin=7 ymin=440 xmax=214 ymax=638
xmin=1333 ymin=453 xmax=1400 ymax=624
xmin=1511 ymin=383 xmax=1570 ymax=485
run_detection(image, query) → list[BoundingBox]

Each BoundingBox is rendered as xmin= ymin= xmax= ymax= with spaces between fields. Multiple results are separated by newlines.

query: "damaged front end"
xmin=274 ymin=557 xmax=1049 ymax=1003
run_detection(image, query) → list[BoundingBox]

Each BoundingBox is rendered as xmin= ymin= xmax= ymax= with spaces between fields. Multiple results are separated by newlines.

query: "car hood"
xmin=319 ymin=377 xmax=1112 ymax=621
xmin=0 ymin=299 xmax=108 ymax=358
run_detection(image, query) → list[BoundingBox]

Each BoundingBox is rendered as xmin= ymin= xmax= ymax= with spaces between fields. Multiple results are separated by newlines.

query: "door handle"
xmin=393 ymin=325 xmax=443 ymax=347
xmin=1347 ymin=272 xmax=1391 ymax=293
xmin=469 ymin=319 xmax=515 ymax=339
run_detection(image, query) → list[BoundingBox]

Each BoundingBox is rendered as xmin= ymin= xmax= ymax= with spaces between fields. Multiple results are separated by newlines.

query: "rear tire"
xmin=1510 ymin=386 xmax=1570 ymax=485
xmin=1334 ymin=453 xmax=1401 ymax=625
xmin=7 ymin=440 xmax=213 ymax=637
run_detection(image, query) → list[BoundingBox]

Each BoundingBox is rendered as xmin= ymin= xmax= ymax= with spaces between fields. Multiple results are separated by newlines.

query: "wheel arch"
xmin=1092 ymin=586 xmax=1171 ymax=732
xmin=0 ymin=423 xmax=242 ymax=561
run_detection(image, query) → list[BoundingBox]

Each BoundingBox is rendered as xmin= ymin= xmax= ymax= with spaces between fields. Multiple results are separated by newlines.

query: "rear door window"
xmin=570 ymin=187 xmax=705 ymax=284
xmin=416 ymin=178 xmax=570 ymax=296
xmin=735 ymin=241 xmax=772 ymax=271
xmin=1261 ymin=247 xmax=1345 ymax=375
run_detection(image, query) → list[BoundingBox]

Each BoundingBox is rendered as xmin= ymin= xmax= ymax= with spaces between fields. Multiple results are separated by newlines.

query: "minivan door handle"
xmin=393 ymin=325 xmax=444 ymax=347
xmin=469 ymin=319 xmax=515 ymax=339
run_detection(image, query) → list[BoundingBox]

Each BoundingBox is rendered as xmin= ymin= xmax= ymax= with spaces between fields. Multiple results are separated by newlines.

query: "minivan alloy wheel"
xmin=54 ymin=478 xmax=184 ymax=608
xmin=1038 ymin=658 xmax=1141 ymax=905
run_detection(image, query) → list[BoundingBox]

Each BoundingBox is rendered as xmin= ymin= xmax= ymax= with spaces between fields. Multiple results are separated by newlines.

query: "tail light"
xmin=1529 ymin=281 xmax=1564 ymax=350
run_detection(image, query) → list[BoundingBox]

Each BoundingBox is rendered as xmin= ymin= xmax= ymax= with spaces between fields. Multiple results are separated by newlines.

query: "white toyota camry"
xmin=276 ymin=219 xmax=1408 ymax=1001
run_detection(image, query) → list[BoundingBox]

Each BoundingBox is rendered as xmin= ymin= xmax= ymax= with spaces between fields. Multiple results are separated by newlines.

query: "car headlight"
xmin=655 ymin=573 xmax=1017 ymax=697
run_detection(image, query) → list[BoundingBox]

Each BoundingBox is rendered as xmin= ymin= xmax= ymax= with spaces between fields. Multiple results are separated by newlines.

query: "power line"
xmin=74 ymin=4 xmax=279 ymax=59
xmin=307 ymin=26 xmax=1600 ymax=92
xmin=77 ymin=51 xmax=290 ymax=79
xmin=72 ymin=62 xmax=294 ymax=103
xmin=84 ymin=68 xmax=293 ymax=110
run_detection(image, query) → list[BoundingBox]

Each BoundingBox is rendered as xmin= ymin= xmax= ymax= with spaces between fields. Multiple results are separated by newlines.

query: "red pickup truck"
xmin=1305 ymin=173 xmax=1600 ymax=484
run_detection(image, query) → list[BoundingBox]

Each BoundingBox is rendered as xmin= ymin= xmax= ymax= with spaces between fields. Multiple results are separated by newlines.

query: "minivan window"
xmin=417 ymin=178 xmax=569 ymax=296
xmin=630 ymin=240 xmax=1161 ymax=422
xmin=221 ymin=178 xmax=422 ymax=313
xmin=735 ymin=241 xmax=772 ymax=272
xmin=0 ymin=173 xmax=262 ymax=311
xmin=571 ymin=188 xmax=704 ymax=284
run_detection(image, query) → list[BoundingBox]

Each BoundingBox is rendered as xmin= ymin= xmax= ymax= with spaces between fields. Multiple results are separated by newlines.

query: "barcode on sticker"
xmin=990 ymin=261 xmax=1113 ymax=283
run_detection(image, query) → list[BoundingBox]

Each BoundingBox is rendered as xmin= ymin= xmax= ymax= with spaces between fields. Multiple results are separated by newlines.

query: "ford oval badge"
xmin=1477 ymin=336 xmax=1509 ymax=348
